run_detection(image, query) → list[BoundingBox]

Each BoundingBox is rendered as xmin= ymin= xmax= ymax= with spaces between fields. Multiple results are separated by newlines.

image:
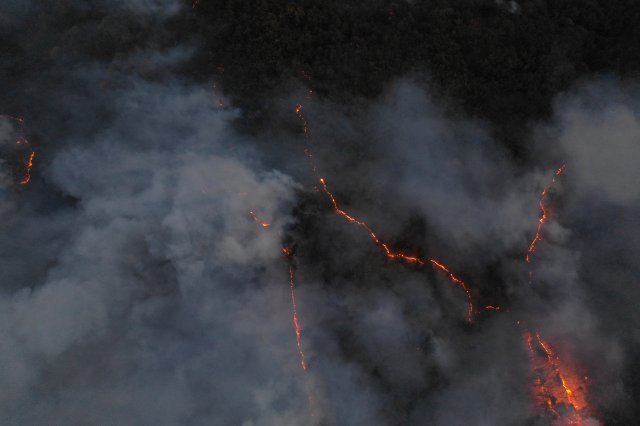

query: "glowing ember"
xmin=282 ymin=246 xmax=293 ymax=257
xmin=526 ymin=165 xmax=566 ymax=263
xmin=319 ymin=177 xmax=474 ymax=322
xmin=249 ymin=210 xmax=271 ymax=228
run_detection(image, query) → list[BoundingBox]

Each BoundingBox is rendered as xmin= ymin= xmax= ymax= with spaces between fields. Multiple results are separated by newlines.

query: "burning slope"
xmin=526 ymin=165 xmax=566 ymax=263
xmin=524 ymin=330 xmax=592 ymax=424
xmin=523 ymin=166 xmax=599 ymax=425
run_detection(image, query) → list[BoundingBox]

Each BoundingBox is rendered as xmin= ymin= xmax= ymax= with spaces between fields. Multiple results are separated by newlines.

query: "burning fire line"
xmin=247 ymin=212 xmax=308 ymax=371
xmin=1 ymin=114 xmax=36 ymax=185
xmin=293 ymin=93 xmax=596 ymax=420
xmin=522 ymin=165 xmax=597 ymax=424
xmin=288 ymin=263 xmax=308 ymax=371
xmin=535 ymin=333 xmax=583 ymax=412
xmin=525 ymin=165 xmax=566 ymax=263
xmin=319 ymin=177 xmax=474 ymax=322
xmin=294 ymin=102 xmax=596 ymax=420
xmin=19 ymin=150 xmax=36 ymax=185
xmin=523 ymin=328 xmax=591 ymax=423
xmin=283 ymin=247 xmax=308 ymax=371
xmin=293 ymin=103 xmax=474 ymax=322
xmin=248 ymin=210 xmax=271 ymax=228
xmin=524 ymin=330 xmax=561 ymax=418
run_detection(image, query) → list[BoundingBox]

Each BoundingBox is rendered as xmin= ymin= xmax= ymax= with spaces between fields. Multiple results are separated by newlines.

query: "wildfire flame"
xmin=247 ymin=205 xmax=307 ymax=371
xmin=523 ymin=330 xmax=592 ymax=424
xmin=18 ymin=151 xmax=35 ymax=185
xmin=522 ymin=166 xmax=599 ymax=424
xmin=249 ymin=210 xmax=271 ymax=228
xmin=1 ymin=114 xmax=35 ymax=186
xmin=319 ymin=177 xmax=474 ymax=322
xmin=293 ymin=95 xmax=600 ymax=421
xmin=526 ymin=165 xmax=566 ymax=263
xmin=291 ymin=102 xmax=474 ymax=322
xmin=283 ymin=247 xmax=308 ymax=371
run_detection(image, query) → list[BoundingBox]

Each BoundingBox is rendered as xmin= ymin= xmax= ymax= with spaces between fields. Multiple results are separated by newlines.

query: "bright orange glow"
xmin=294 ymin=104 xmax=317 ymax=173
xmin=295 ymin=104 xmax=310 ymax=137
xmin=319 ymin=177 xmax=474 ymax=322
xmin=523 ymin=330 xmax=592 ymax=423
xmin=289 ymin=265 xmax=308 ymax=371
xmin=2 ymin=114 xmax=35 ymax=186
xmin=526 ymin=165 xmax=566 ymax=263
xmin=18 ymin=151 xmax=35 ymax=185
xmin=522 ymin=165 xmax=599 ymax=424
xmin=249 ymin=211 xmax=271 ymax=228
xmin=429 ymin=259 xmax=474 ymax=322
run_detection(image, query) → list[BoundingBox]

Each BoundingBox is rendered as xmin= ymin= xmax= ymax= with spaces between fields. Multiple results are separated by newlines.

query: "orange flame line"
xmin=249 ymin=211 xmax=271 ymax=228
xmin=2 ymin=114 xmax=35 ymax=186
xmin=319 ymin=177 xmax=474 ymax=322
xmin=525 ymin=164 xmax=566 ymax=263
xmin=535 ymin=333 xmax=581 ymax=411
xmin=18 ymin=151 xmax=35 ymax=185
xmin=522 ymin=165 xmax=595 ymax=423
xmin=524 ymin=330 xmax=561 ymax=418
xmin=289 ymin=265 xmax=308 ymax=371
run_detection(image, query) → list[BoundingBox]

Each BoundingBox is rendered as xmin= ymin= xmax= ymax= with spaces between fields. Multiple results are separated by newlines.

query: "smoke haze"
xmin=1 ymin=1 xmax=640 ymax=425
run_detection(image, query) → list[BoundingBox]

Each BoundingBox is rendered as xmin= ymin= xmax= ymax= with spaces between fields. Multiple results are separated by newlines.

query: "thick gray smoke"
xmin=1 ymin=2 xmax=639 ymax=425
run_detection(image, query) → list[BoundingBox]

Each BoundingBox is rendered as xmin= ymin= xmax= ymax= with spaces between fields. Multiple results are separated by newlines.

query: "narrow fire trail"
xmin=292 ymin=103 xmax=475 ymax=322
xmin=522 ymin=166 xmax=598 ymax=424
xmin=294 ymin=103 xmax=317 ymax=174
xmin=535 ymin=333 xmax=585 ymax=412
xmin=1 ymin=114 xmax=36 ymax=185
xmin=248 ymin=211 xmax=308 ymax=371
xmin=247 ymin=213 xmax=307 ymax=372
xmin=319 ymin=177 xmax=474 ymax=322
xmin=526 ymin=165 xmax=566 ymax=263
xmin=288 ymin=263 xmax=308 ymax=371
xmin=524 ymin=330 xmax=560 ymax=418
xmin=248 ymin=211 xmax=271 ymax=228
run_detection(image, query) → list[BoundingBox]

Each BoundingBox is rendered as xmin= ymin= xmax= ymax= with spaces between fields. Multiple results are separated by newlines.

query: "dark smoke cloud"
xmin=1 ymin=2 xmax=639 ymax=425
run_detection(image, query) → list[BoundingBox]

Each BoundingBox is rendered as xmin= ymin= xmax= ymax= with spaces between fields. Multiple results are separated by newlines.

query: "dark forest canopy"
xmin=189 ymin=0 xmax=640 ymax=150
xmin=3 ymin=0 xmax=640 ymax=155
